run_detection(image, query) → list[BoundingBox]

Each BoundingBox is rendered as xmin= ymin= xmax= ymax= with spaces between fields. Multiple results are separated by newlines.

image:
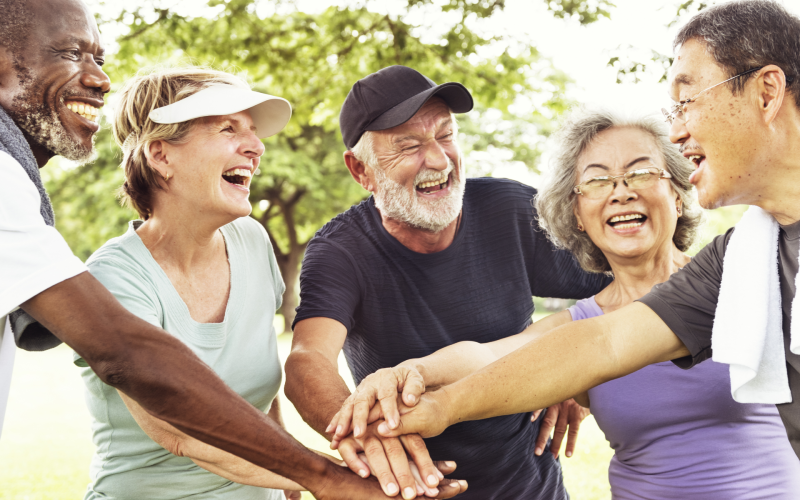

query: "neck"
xmin=378 ymin=209 xmax=461 ymax=254
xmin=21 ymin=130 xmax=55 ymax=168
xmin=135 ymin=205 xmax=229 ymax=272
xmin=751 ymin=111 xmax=800 ymax=225
xmin=597 ymin=241 xmax=690 ymax=313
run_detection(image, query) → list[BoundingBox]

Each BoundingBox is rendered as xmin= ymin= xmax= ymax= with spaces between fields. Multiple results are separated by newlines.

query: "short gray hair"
xmin=535 ymin=108 xmax=703 ymax=275
xmin=675 ymin=0 xmax=800 ymax=108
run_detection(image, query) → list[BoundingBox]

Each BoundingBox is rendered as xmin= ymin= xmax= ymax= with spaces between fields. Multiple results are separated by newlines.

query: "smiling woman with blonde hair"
xmin=75 ymin=66 xmax=305 ymax=499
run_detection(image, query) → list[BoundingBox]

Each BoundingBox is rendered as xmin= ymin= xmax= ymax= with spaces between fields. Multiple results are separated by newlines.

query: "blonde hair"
xmin=114 ymin=66 xmax=250 ymax=219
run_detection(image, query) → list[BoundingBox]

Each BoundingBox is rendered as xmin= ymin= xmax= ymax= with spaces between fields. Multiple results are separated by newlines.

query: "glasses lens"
xmin=580 ymin=178 xmax=615 ymax=199
xmin=661 ymin=108 xmax=674 ymax=124
xmin=625 ymin=168 xmax=660 ymax=188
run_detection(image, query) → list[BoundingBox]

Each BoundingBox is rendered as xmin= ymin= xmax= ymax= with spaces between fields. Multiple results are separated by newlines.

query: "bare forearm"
xmin=441 ymin=303 xmax=687 ymax=424
xmin=285 ymin=350 xmax=352 ymax=437
xmin=407 ymin=311 xmax=573 ymax=389
xmin=22 ymin=273 xmax=333 ymax=492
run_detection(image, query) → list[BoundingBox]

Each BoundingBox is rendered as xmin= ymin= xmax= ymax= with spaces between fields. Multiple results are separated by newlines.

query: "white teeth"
xmin=688 ymin=155 xmax=703 ymax=162
xmin=222 ymin=168 xmax=253 ymax=177
xmin=614 ymin=221 xmax=644 ymax=229
xmin=416 ymin=175 xmax=448 ymax=189
xmin=66 ymin=101 xmax=99 ymax=123
xmin=609 ymin=214 xmax=644 ymax=223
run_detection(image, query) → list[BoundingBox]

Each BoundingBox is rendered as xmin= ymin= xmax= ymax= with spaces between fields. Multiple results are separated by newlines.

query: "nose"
xmin=610 ymin=178 xmax=638 ymax=204
xmin=422 ymin=140 xmax=449 ymax=171
xmin=80 ymin=62 xmax=111 ymax=95
xmin=668 ymin=115 xmax=690 ymax=145
xmin=241 ymin=130 xmax=266 ymax=159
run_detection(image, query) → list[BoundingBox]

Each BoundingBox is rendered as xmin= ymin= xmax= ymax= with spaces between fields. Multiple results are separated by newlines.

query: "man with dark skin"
xmin=0 ymin=1 xmax=465 ymax=497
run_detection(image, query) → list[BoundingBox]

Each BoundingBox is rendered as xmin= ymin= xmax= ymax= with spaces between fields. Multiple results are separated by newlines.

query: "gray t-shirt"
xmin=639 ymin=222 xmax=800 ymax=459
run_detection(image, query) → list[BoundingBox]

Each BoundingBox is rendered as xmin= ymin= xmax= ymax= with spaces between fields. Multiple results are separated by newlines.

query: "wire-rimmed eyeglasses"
xmin=573 ymin=167 xmax=673 ymax=199
xmin=661 ymin=67 xmax=764 ymax=124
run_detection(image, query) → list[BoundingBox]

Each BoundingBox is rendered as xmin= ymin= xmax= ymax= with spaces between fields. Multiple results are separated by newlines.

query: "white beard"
xmin=373 ymin=158 xmax=465 ymax=233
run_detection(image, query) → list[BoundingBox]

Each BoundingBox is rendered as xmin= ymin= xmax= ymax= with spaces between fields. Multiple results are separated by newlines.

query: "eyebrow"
xmin=391 ymin=115 xmax=454 ymax=145
xmin=582 ymin=156 xmax=654 ymax=174
xmin=671 ymin=73 xmax=695 ymax=91
xmin=60 ymin=35 xmax=105 ymax=56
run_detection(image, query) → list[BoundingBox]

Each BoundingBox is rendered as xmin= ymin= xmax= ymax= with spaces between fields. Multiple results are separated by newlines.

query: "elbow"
xmin=283 ymin=351 xmax=304 ymax=405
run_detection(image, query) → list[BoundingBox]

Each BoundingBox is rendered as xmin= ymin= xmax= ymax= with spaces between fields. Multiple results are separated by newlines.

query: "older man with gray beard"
xmin=285 ymin=65 xmax=610 ymax=500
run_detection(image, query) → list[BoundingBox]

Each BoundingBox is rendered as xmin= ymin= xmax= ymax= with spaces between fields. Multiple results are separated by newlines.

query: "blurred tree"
xmin=46 ymin=0 xmax=614 ymax=332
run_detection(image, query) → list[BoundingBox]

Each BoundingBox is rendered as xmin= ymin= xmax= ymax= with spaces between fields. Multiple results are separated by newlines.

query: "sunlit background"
xmin=3 ymin=0 xmax=798 ymax=498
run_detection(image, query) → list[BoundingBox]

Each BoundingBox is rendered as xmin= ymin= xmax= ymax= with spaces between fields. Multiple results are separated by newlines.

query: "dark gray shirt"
xmin=639 ymin=224 xmax=800 ymax=458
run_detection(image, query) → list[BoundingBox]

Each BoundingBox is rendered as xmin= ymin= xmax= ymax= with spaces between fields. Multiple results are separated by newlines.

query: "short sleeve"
xmin=262 ymin=228 xmax=285 ymax=312
xmin=293 ymin=238 xmax=362 ymax=332
xmin=637 ymin=230 xmax=732 ymax=368
xmin=0 ymin=152 xmax=86 ymax=317
xmin=526 ymin=202 xmax=611 ymax=299
xmin=74 ymin=256 xmax=162 ymax=367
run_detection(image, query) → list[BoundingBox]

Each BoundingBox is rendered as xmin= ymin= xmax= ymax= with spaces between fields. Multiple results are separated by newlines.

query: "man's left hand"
xmin=532 ymin=399 xmax=589 ymax=459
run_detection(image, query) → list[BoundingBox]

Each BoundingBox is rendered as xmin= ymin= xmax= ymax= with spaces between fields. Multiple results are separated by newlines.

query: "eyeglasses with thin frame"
xmin=573 ymin=167 xmax=673 ymax=199
xmin=661 ymin=67 xmax=763 ymax=124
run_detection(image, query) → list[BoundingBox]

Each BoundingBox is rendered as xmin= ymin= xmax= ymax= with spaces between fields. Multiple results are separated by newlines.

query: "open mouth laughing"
xmin=65 ymin=101 xmax=100 ymax=123
xmin=607 ymin=212 xmax=647 ymax=230
xmin=222 ymin=167 xmax=252 ymax=189
xmin=415 ymin=172 xmax=450 ymax=194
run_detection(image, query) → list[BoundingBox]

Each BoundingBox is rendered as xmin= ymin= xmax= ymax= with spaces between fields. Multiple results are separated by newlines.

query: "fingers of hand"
xmin=352 ymin=390 xmax=379 ymax=439
xmin=534 ymin=407 xmax=557 ymax=456
xmin=377 ymin=384 xmax=403 ymax=431
xmin=362 ymin=433 xmax=411 ymax=498
xmin=400 ymin=369 xmax=425 ymax=408
xmin=434 ymin=460 xmax=457 ymax=476
xmin=530 ymin=409 xmax=542 ymax=422
xmin=380 ymin=435 xmax=419 ymax=499
xmin=564 ymin=405 xmax=586 ymax=458
xmin=549 ymin=405 xmax=572 ymax=459
xmin=434 ymin=479 xmax=468 ymax=499
xmin=408 ymin=460 xmax=439 ymax=497
xmin=338 ymin=438 xmax=371 ymax=479
xmin=400 ymin=433 xmax=441 ymax=487
xmin=326 ymin=393 xmax=356 ymax=439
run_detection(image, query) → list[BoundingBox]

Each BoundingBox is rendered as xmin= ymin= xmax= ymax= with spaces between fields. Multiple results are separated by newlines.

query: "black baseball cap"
xmin=340 ymin=65 xmax=474 ymax=149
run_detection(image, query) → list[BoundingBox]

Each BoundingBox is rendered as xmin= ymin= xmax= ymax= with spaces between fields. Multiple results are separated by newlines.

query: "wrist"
xmin=434 ymin=384 xmax=460 ymax=428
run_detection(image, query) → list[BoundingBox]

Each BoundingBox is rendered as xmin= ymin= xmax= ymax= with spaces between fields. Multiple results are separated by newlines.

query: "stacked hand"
xmin=328 ymin=365 xmax=589 ymax=463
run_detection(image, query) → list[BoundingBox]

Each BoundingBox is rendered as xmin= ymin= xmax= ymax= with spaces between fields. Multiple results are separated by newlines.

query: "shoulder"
xmin=315 ymin=198 xmax=373 ymax=239
xmin=86 ymin=225 xmax=153 ymax=284
xmin=691 ymin=228 xmax=734 ymax=268
xmin=0 ymin=152 xmax=43 ymax=219
xmin=464 ymin=177 xmax=536 ymax=213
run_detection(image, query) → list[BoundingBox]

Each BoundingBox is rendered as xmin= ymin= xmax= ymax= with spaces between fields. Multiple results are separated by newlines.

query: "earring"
xmin=162 ymin=172 xmax=171 ymax=181
xmin=577 ymin=223 xmax=584 ymax=232
xmin=676 ymin=202 xmax=682 ymax=216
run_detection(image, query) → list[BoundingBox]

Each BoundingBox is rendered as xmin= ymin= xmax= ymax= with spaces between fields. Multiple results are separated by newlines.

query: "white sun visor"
xmin=148 ymin=84 xmax=292 ymax=139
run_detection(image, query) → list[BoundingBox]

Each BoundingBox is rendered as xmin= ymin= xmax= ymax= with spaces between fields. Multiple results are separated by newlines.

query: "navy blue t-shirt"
xmin=295 ymin=177 xmax=608 ymax=499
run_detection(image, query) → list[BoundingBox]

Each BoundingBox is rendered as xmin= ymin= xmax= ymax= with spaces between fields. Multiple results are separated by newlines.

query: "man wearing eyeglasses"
xmin=366 ymin=0 xmax=800 ymax=462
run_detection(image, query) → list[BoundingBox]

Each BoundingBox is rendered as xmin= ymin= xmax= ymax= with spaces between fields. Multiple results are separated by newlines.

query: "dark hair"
xmin=0 ymin=0 xmax=33 ymax=65
xmin=674 ymin=0 xmax=800 ymax=107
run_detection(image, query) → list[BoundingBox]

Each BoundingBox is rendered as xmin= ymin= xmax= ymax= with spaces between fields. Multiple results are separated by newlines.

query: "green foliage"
xmin=48 ymin=0 xmax=616 ymax=328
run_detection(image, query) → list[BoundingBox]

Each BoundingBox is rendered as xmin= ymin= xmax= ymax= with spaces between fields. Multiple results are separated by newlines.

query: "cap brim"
xmin=365 ymin=82 xmax=473 ymax=132
xmin=148 ymin=84 xmax=292 ymax=139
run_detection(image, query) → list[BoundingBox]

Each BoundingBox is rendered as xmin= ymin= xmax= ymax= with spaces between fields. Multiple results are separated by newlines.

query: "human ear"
xmin=144 ymin=140 xmax=173 ymax=180
xmin=344 ymin=151 xmax=375 ymax=192
xmin=573 ymin=206 xmax=585 ymax=232
xmin=757 ymin=65 xmax=787 ymax=126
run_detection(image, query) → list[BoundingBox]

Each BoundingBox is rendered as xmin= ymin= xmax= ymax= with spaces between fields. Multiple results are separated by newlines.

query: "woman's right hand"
xmin=376 ymin=389 xmax=454 ymax=440
xmin=328 ymin=366 xmax=427 ymax=447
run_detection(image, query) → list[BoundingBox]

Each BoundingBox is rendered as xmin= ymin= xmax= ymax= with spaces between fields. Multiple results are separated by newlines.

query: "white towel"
xmin=712 ymin=205 xmax=798 ymax=404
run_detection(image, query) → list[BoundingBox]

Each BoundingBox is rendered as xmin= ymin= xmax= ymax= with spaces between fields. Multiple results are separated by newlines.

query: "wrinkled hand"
xmin=531 ymin=399 xmax=589 ymax=459
xmin=357 ymin=454 xmax=465 ymax=498
xmin=328 ymin=366 xmax=426 ymax=447
xmin=337 ymin=421 xmax=445 ymax=499
xmin=376 ymin=390 xmax=453 ymax=440
xmin=312 ymin=459 xmax=466 ymax=500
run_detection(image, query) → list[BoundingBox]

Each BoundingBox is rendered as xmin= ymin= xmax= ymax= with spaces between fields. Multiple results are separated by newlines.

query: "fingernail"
xmin=336 ymin=425 xmax=342 ymax=435
xmin=378 ymin=422 xmax=389 ymax=434
xmin=389 ymin=418 xmax=398 ymax=429
xmin=445 ymin=461 xmax=455 ymax=468
xmin=427 ymin=474 xmax=438 ymax=486
xmin=353 ymin=426 xmax=361 ymax=437
xmin=566 ymin=451 xmax=572 ymax=457
xmin=359 ymin=469 xmax=368 ymax=478
xmin=535 ymin=447 xmax=542 ymax=456
xmin=325 ymin=423 xmax=333 ymax=433
xmin=407 ymin=394 xmax=415 ymax=403
xmin=459 ymin=480 xmax=468 ymax=487
xmin=403 ymin=487 xmax=415 ymax=499
xmin=386 ymin=483 xmax=398 ymax=495
xmin=437 ymin=469 xmax=444 ymax=480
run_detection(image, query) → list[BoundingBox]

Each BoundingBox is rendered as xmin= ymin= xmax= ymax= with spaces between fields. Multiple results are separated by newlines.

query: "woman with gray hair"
xmin=328 ymin=108 xmax=800 ymax=498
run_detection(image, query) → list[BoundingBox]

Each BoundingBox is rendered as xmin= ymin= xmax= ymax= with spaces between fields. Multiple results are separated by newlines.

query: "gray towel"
xmin=0 ymin=105 xmax=63 ymax=351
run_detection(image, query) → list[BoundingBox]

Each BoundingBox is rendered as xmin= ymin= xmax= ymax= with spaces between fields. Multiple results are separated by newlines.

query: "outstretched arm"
xmin=21 ymin=273 xmax=389 ymax=499
xmin=330 ymin=311 xmax=573 ymax=442
xmin=377 ymin=302 xmax=687 ymax=439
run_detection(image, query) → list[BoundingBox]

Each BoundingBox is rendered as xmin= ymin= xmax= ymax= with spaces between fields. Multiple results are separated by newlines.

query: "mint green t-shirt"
xmin=78 ymin=217 xmax=284 ymax=500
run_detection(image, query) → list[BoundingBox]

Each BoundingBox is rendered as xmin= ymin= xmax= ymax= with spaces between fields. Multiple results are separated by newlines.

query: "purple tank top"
xmin=569 ymin=296 xmax=800 ymax=499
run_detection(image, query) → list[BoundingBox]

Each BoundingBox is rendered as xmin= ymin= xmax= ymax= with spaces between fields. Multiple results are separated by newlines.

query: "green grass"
xmin=0 ymin=319 xmax=612 ymax=500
